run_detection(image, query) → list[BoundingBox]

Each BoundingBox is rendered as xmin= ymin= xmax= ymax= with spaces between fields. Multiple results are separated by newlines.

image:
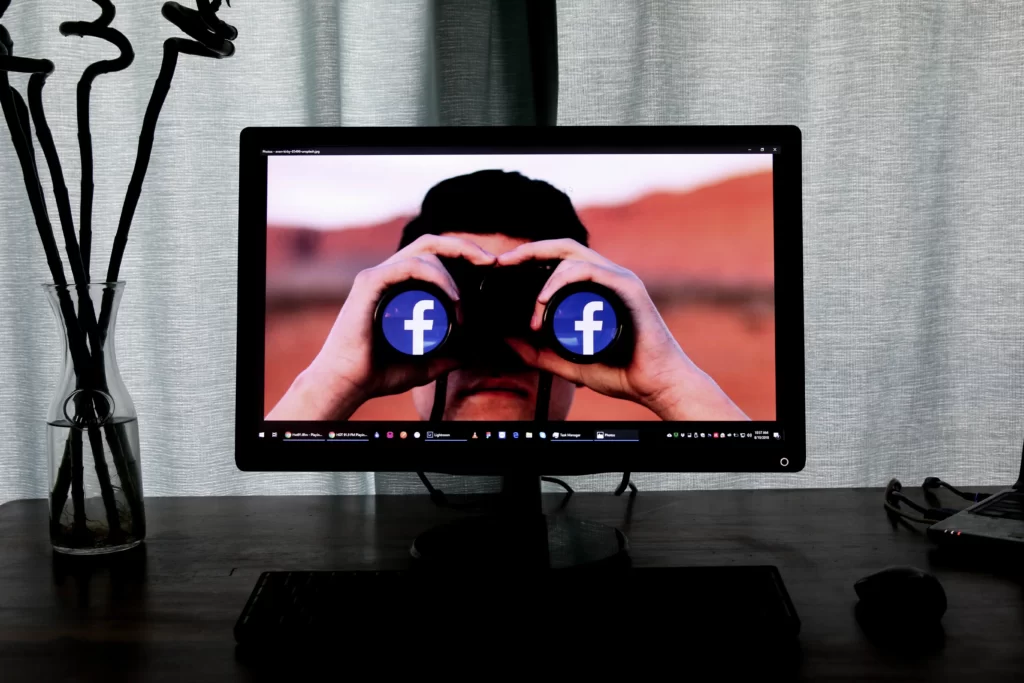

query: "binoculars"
xmin=373 ymin=259 xmax=632 ymax=366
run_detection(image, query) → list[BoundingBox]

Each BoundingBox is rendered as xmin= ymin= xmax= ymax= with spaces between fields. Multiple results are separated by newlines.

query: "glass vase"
xmin=44 ymin=282 xmax=145 ymax=555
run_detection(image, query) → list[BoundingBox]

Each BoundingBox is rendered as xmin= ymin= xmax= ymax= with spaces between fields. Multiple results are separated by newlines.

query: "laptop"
xmin=928 ymin=441 xmax=1024 ymax=547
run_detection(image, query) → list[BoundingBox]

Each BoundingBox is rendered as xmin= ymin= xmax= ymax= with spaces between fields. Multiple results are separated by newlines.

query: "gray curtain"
xmin=1 ymin=0 xmax=1022 ymax=505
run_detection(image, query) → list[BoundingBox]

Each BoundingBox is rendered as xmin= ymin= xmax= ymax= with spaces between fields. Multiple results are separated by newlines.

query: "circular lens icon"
xmin=376 ymin=283 xmax=453 ymax=357
xmin=780 ymin=457 xmax=790 ymax=467
xmin=543 ymin=283 xmax=628 ymax=365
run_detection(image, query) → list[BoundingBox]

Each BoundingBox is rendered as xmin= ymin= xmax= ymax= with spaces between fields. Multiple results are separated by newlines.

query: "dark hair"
xmin=399 ymin=170 xmax=589 ymax=249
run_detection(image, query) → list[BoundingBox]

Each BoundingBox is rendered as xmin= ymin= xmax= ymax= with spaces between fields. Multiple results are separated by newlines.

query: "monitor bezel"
xmin=236 ymin=126 xmax=804 ymax=475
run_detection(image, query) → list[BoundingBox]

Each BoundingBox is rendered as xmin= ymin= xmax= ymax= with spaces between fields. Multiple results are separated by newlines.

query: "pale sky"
xmin=267 ymin=153 xmax=774 ymax=229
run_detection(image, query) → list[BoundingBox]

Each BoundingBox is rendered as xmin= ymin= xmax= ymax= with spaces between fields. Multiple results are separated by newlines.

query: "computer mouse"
xmin=855 ymin=566 xmax=947 ymax=624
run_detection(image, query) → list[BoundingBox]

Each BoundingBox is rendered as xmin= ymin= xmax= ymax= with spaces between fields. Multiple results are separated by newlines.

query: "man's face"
xmin=411 ymin=232 xmax=576 ymax=421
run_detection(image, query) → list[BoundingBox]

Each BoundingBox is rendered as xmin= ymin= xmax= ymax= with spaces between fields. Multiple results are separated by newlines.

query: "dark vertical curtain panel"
xmin=432 ymin=0 xmax=557 ymax=126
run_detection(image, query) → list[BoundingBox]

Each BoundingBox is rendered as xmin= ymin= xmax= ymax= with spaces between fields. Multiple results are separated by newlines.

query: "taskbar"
xmin=257 ymin=424 xmax=785 ymax=445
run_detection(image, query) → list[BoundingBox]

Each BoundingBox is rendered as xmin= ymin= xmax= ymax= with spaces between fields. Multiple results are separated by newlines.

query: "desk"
xmin=1 ymin=488 xmax=1021 ymax=681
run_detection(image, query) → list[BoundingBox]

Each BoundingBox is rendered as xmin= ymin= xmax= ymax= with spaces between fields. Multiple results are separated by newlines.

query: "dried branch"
xmin=105 ymin=421 xmax=145 ymax=535
xmin=10 ymin=89 xmax=35 ymax=169
xmin=28 ymin=67 xmax=89 ymax=287
xmin=104 ymin=0 xmax=236 ymax=285
xmin=0 ymin=35 xmax=66 ymax=287
xmin=23 ymin=59 xmax=110 ymax=398
xmin=70 ymin=428 xmax=86 ymax=537
xmin=87 ymin=423 xmax=122 ymax=541
xmin=98 ymin=1 xmax=236 ymax=341
xmin=59 ymin=1 xmax=135 ymax=279
xmin=49 ymin=436 xmax=71 ymax=532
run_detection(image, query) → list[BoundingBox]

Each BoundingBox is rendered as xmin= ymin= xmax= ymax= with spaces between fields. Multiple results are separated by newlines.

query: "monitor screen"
xmin=236 ymin=127 xmax=804 ymax=474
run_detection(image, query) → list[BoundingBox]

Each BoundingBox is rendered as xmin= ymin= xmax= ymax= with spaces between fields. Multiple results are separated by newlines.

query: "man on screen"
xmin=268 ymin=170 xmax=748 ymax=422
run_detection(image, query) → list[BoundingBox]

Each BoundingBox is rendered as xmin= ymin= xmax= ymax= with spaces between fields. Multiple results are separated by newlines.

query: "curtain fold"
xmin=0 ymin=0 xmax=553 ymax=503
xmin=1 ymin=0 xmax=1022 ymax=504
xmin=554 ymin=0 xmax=1024 ymax=492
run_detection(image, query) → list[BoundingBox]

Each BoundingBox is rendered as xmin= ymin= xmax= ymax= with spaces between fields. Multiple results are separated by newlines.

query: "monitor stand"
xmin=410 ymin=474 xmax=629 ymax=570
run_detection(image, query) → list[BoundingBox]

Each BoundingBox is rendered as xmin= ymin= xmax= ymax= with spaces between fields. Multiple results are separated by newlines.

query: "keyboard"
xmin=234 ymin=566 xmax=800 ymax=650
xmin=972 ymin=490 xmax=1024 ymax=521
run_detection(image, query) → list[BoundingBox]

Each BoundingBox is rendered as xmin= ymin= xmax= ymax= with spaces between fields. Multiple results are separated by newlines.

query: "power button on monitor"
xmin=779 ymin=458 xmax=790 ymax=467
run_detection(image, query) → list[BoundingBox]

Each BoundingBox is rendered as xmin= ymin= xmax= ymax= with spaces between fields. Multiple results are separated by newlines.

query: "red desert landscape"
xmin=264 ymin=171 xmax=776 ymax=421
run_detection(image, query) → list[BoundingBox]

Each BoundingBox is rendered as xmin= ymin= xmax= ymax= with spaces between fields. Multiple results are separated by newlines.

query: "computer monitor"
xmin=235 ymin=126 xmax=804 ymax=566
xmin=237 ymin=126 xmax=803 ymax=472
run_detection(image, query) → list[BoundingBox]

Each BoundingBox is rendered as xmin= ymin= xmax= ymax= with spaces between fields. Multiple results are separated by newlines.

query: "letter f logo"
xmin=575 ymin=301 xmax=604 ymax=355
xmin=404 ymin=299 xmax=434 ymax=355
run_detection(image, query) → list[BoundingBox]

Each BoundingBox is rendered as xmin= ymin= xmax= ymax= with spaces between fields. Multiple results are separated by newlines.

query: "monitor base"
xmin=411 ymin=513 xmax=629 ymax=570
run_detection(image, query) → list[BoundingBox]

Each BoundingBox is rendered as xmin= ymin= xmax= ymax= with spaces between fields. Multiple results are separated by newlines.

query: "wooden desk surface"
xmin=1 ymin=488 xmax=1022 ymax=681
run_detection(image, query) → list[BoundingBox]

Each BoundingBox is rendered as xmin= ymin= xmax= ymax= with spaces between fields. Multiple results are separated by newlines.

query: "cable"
xmin=534 ymin=371 xmax=551 ymax=421
xmin=418 ymin=472 xmax=637 ymax=504
xmin=889 ymin=490 xmax=936 ymax=516
xmin=922 ymin=476 xmax=991 ymax=503
xmin=420 ymin=366 xmax=621 ymax=503
xmin=884 ymin=499 xmax=930 ymax=525
xmin=420 ymin=367 xmax=573 ymax=507
xmin=540 ymin=476 xmax=573 ymax=495
xmin=429 ymin=373 xmax=448 ymax=421
xmin=414 ymin=472 xmax=493 ymax=510
xmin=883 ymin=478 xmax=959 ymax=526
xmin=416 ymin=471 xmax=447 ymax=507
xmin=614 ymin=472 xmax=637 ymax=497
xmin=541 ymin=476 xmax=575 ymax=511
xmin=417 ymin=374 xmax=449 ymax=502
xmin=415 ymin=474 xmax=575 ymax=510
xmin=884 ymin=478 xmax=932 ymax=525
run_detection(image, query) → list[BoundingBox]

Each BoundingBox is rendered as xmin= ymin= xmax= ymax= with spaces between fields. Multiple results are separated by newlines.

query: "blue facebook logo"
xmin=381 ymin=290 xmax=449 ymax=356
xmin=551 ymin=291 xmax=618 ymax=356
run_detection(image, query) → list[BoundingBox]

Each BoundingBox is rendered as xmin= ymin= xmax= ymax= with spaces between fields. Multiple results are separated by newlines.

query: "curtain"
xmin=1 ymin=0 xmax=1022 ymax=505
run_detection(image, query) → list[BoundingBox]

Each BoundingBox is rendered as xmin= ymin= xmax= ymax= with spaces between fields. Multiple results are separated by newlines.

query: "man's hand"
xmin=498 ymin=239 xmax=749 ymax=421
xmin=267 ymin=235 xmax=496 ymax=421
